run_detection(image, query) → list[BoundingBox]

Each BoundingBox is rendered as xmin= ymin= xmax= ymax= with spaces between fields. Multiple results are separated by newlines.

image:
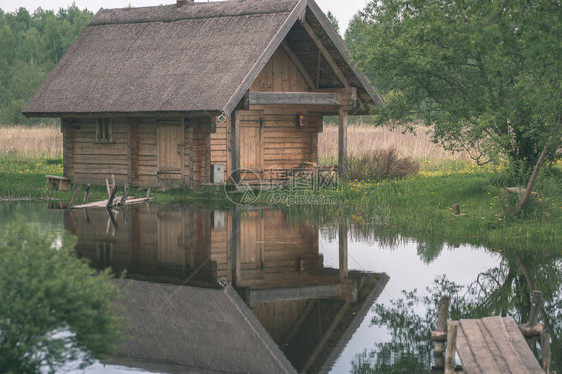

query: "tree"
xmin=0 ymin=221 xmax=123 ymax=373
xmin=347 ymin=0 xmax=561 ymax=192
xmin=326 ymin=11 xmax=340 ymax=34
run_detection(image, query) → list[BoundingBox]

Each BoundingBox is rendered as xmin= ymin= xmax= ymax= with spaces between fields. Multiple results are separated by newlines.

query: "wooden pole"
xmin=434 ymin=295 xmax=451 ymax=369
xmin=146 ymin=188 xmax=151 ymax=199
xmin=82 ymin=184 xmax=91 ymax=204
xmin=540 ymin=332 xmax=551 ymax=374
xmin=338 ymin=108 xmax=348 ymax=182
xmin=119 ymin=184 xmax=129 ymax=205
xmin=453 ymin=204 xmax=460 ymax=216
xmin=338 ymin=220 xmax=348 ymax=280
xmin=106 ymin=184 xmax=118 ymax=209
xmin=444 ymin=323 xmax=458 ymax=374
xmin=68 ymin=185 xmax=82 ymax=208
xmin=105 ymin=179 xmax=111 ymax=198
xmin=231 ymin=111 xmax=241 ymax=184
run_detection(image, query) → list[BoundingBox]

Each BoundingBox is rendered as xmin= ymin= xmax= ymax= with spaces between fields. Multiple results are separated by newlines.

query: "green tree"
xmin=347 ymin=0 xmax=561 ymax=203
xmin=0 ymin=221 xmax=123 ymax=373
xmin=326 ymin=11 xmax=340 ymax=34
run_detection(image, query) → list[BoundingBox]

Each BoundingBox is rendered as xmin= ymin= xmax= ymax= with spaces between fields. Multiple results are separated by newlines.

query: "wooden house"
xmin=24 ymin=0 xmax=382 ymax=188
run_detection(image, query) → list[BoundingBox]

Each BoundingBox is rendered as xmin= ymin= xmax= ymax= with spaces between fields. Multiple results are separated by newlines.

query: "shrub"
xmin=347 ymin=148 xmax=420 ymax=181
xmin=0 ymin=221 xmax=123 ymax=373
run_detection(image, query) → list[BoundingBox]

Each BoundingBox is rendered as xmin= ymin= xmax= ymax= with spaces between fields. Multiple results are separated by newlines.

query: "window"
xmin=96 ymin=118 xmax=112 ymax=142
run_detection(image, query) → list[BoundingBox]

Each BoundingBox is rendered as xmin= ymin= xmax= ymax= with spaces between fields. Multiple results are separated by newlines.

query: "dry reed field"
xmin=319 ymin=123 xmax=470 ymax=163
xmin=0 ymin=124 xmax=62 ymax=159
xmin=0 ymin=123 xmax=468 ymax=162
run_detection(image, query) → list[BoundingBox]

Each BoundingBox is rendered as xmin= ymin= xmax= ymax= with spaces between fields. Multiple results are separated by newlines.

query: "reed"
xmin=0 ymin=124 xmax=62 ymax=159
xmin=318 ymin=123 xmax=471 ymax=164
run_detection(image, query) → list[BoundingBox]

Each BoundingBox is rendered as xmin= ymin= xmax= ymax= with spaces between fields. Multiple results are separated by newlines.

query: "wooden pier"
xmin=432 ymin=291 xmax=552 ymax=374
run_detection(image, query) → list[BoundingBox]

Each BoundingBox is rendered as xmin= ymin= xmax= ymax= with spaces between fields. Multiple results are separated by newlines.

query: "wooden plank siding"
xmin=210 ymin=45 xmax=323 ymax=179
xmin=62 ymin=116 xmax=214 ymax=188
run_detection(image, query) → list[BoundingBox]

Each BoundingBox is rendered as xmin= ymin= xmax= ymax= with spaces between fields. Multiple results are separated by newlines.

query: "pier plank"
xmin=459 ymin=319 xmax=501 ymax=374
xmin=446 ymin=317 xmax=544 ymax=374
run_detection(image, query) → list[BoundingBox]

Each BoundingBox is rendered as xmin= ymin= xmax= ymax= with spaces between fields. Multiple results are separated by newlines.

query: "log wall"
xmin=62 ymin=117 xmax=212 ymax=188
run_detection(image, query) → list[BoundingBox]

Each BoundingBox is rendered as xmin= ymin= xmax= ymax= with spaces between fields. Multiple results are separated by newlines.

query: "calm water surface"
xmin=1 ymin=202 xmax=559 ymax=373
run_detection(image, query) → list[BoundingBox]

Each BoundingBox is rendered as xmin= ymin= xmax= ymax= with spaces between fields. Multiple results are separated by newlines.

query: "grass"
xmin=276 ymin=161 xmax=562 ymax=250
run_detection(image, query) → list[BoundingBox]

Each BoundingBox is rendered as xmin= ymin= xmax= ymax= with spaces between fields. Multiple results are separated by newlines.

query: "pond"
xmin=1 ymin=202 xmax=560 ymax=373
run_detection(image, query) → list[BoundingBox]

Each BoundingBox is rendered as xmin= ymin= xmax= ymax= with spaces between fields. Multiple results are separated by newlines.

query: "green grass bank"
xmin=1 ymin=156 xmax=560 ymax=249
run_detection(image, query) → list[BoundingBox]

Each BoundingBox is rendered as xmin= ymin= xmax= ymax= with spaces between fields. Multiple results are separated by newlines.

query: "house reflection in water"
xmin=65 ymin=205 xmax=389 ymax=373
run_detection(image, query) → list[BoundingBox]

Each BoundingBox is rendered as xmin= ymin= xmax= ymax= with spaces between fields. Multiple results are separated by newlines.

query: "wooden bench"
xmin=45 ymin=175 xmax=72 ymax=191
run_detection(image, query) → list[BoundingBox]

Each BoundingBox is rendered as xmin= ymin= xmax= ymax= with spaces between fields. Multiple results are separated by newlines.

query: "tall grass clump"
xmin=347 ymin=148 xmax=420 ymax=181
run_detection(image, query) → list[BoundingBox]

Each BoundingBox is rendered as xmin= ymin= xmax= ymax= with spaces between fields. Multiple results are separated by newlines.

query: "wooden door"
xmin=157 ymin=210 xmax=185 ymax=270
xmin=157 ymin=123 xmax=183 ymax=179
xmin=239 ymin=112 xmax=262 ymax=172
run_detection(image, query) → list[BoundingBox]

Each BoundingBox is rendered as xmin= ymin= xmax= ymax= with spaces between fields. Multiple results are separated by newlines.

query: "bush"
xmin=0 ymin=221 xmax=123 ymax=373
xmin=347 ymin=147 xmax=420 ymax=181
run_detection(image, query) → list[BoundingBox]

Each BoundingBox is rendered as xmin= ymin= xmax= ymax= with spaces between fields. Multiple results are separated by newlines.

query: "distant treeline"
xmin=0 ymin=5 xmax=93 ymax=124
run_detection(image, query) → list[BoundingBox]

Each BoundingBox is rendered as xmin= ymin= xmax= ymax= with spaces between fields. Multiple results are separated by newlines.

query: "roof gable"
xmin=23 ymin=0 xmax=381 ymax=118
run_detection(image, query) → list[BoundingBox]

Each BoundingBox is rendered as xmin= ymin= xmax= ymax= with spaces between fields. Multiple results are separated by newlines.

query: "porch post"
xmin=338 ymin=108 xmax=348 ymax=181
xmin=230 ymin=110 xmax=241 ymax=184
xmin=338 ymin=220 xmax=348 ymax=280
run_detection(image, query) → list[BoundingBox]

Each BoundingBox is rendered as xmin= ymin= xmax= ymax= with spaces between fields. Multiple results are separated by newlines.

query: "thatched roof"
xmin=106 ymin=280 xmax=296 ymax=373
xmin=24 ymin=0 xmax=382 ymax=117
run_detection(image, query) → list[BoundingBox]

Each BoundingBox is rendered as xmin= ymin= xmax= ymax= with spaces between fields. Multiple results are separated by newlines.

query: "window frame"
xmin=95 ymin=118 xmax=113 ymax=143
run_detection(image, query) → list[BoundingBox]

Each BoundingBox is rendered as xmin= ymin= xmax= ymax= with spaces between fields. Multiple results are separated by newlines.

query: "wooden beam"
xmin=249 ymin=92 xmax=341 ymax=106
xmin=314 ymin=87 xmax=357 ymax=110
xmin=338 ymin=108 xmax=348 ymax=181
xmin=300 ymin=18 xmax=350 ymax=88
xmin=280 ymin=41 xmax=315 ymax=89
xmin=249 ymin=284 xmax=344 ymax=303
xmin=230 ymin=111 xmax=240 ymax=184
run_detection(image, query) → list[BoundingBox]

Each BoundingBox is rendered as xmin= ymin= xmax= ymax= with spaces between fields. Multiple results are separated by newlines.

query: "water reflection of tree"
xmin=352 ymin=253 xmax=561 ymax=373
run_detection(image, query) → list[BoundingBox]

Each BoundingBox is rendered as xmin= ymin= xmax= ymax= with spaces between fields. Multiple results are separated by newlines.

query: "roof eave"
xmin=22 ymin=110 xmax=222 ymax=119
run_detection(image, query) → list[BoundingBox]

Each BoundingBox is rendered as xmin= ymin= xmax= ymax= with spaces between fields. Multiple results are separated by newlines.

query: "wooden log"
xmin=528 ymin=290 xmax=542 ymax=326
xmin=453 ymin=204 xmax=460 ymax=216
xmin=82 ymin=184 xmax=91 ymax=204
xmin=434 ymin=295 xmax=451 ymax=368
xmin=445 ymin=323 xmax=458 ymax=374
xmin=111 ymin=174 xmax=116 ymax=189
xmin=68 ymin=185 xmax=82 ymax=208
xmin=105 ymin=178 xmax=111 ymax=198
xmin=507 ymin=187 xmax=538 ymax=198
xmin=248 ymin=92 xmax=341 ymax=106
xmin=541 ymin=332 xmax=551 ymax=374
xmin=146 ymin=188 xmax=151 ymax=199
xmin=119 ymin=184 xmax=129 ymax=205
xmin=432 ymin=331 xmax=448 ymax=342
xmin=519 ymin=323 xmax=544 ymax=337
xmin=106 ymin=184 xmax=118 ymax=209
